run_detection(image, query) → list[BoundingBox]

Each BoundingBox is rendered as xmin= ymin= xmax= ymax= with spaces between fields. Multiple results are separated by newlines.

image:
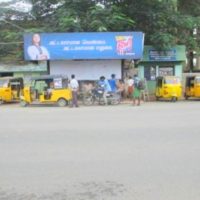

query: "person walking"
xmin=69 ymin=74 xmax=79 ymax=107
xmin=132 ymin=74 xmax=141 ymax=106
xmin=127 ymin=76 xmax=134 ymax=99
xmin=108 ymin=74 xmax=117 ymax=92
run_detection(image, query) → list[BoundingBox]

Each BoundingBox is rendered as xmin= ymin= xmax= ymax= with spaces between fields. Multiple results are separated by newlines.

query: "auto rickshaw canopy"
xmin=0 ymin=77 xmax=23 ymax=88
xmin=29 ymin=75 xmax=69 ymax=89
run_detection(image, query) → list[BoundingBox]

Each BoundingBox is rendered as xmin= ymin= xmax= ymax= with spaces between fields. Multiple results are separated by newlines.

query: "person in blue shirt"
xmin=108 ymin=74 xmax=117 ymax=92
xmin=98 ymin=76 xmax=111 ymax=105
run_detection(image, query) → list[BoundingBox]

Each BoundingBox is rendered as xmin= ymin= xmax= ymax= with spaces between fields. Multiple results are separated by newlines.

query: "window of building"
xmin=144 ymin=66 xmax=156 ymax=81
xmin=159 ymin=67 xmax=174 ymax=76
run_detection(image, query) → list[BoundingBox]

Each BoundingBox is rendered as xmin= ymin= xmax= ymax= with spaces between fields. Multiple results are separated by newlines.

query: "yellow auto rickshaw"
xmin=155 ymin=76 xmax=182 ymax=102
xmin=184 ymin=75 xmax=200 ymax=99
xmin=20 ymin=76 xmax=72 ymax=107
xmin=0 ymin=77 xmax=24 ymax=104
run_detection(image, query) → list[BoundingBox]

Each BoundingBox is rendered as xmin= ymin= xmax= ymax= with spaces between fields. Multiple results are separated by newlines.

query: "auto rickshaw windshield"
xmin=0 ymin=79 xmax=9 ymax=87
xmin=195 ymin=77 xmax=200 ymax=83
xmin=164 ymin=77 xmax=181 ymax=84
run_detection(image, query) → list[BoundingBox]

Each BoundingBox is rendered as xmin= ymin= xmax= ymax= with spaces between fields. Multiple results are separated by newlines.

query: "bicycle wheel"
xmin=110 ymin=93 xmax=121 ymax=105
xmin=83 ymin=95 xmax=94 ymax=106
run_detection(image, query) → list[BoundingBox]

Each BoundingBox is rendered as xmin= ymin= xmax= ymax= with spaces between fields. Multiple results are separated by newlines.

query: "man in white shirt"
xmin=70 ymin=74 xmax=79 ymax=107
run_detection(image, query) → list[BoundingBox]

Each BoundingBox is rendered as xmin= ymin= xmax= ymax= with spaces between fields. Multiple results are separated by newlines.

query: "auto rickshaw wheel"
xmin=57 ymin=98 xmax=67 ymax=107
xmin=20 ymin=100 xmax=28 ymax=107
xmin=156 ymin=96 xmax=160 ymax=101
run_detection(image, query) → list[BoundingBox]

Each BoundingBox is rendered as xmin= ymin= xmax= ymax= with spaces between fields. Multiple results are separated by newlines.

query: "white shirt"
xmin=70 ymin=79 xmax=79 ymax=90
xmin=127 ymin=78 xmax=134 ymax=86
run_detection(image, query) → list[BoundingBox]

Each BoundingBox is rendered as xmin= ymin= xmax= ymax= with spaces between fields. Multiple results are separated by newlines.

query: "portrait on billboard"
xmin=27 ymin=33 xmax=50 ymax=60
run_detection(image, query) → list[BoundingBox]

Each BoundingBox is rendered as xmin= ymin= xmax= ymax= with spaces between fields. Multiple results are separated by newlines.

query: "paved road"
xmin=0 ymin=101 xmax=200 ymax=200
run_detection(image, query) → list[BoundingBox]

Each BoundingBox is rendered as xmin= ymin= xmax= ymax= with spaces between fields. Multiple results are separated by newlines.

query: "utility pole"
xmin=189 ymin=51 xmax=194 ymax=72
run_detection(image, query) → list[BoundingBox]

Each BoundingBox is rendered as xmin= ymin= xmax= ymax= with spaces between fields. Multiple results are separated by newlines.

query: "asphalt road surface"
xmin=0 ymin=101 xmax=200 ymax=200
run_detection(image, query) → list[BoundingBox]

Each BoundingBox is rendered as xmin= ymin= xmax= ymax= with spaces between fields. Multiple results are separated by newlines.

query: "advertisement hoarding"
xmin=24 ymin=32 xmax=144 ymax=61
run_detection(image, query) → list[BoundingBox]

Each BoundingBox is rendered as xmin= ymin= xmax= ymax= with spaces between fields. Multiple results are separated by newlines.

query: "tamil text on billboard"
xmin=24 ymin=32 xmax=144 ymax=61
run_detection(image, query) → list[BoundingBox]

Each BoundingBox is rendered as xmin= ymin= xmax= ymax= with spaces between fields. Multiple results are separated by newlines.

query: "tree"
xmin=45 ymin=0 xmax=134 ymax=32
xmin=178 ymin=0 xmax=200 ymax=71
xmin=1 ymin=0 xmax=134 ymax=54
xmin=110 ymin=0 xmax=178 ymax=49
xmin=1 ymin=0 xmax=200 ymax=65
xmin=0 ymin=0 xmax=34 ymax=62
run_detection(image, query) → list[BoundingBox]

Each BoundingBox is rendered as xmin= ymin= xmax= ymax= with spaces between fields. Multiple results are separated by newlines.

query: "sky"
xmin=0 ymin=0 xmax=31 ymax=2
xmin=0 ymin=0 xmax=32 ymax=12
xmin=0 ymin=0 xmax=11 ymax=2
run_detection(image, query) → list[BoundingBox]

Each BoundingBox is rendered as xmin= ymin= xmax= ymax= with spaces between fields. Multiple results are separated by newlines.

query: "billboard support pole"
xmin=47 ymin=60 xmax=50 ymax=75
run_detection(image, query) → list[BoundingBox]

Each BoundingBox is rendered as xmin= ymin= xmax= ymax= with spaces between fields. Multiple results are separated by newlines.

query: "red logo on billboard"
xmin=116 ymin=36 xmax=133 ymax=55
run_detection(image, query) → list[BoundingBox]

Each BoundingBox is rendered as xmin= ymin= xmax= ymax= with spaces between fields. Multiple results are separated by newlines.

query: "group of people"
xmin=98 ymin=74 xmax=142 ymax=106
xmin=72 ymin=74 xmax=143 ymax=107
xmin=69 ymin=73 xmax=144 ymax=107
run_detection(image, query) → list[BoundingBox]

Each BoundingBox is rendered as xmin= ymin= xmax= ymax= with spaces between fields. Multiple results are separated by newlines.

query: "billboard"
xmin=24 ymin=32 xmax=144 ymax=61
xmin=149 ymin=49 xmax=176 ymax=61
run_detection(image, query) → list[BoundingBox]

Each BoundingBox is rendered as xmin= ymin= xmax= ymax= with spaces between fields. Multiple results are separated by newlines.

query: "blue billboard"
xmin=24 ymin=32 xmax=144 ymax=61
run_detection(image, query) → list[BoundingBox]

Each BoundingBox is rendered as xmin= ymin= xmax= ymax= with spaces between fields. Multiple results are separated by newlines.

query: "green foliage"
xmin=1 ymin=0 xmax=200 ymax=62
xmin=47 ymin=1 xmax=134 ymax=32
xmin=84 ymin=5 xmax=134 ymax=32
xmin=150 ymin=33 xmax=176 ymax=50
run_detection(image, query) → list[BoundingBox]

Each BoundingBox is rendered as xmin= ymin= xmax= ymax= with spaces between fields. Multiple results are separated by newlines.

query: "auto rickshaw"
xmin=0 ymin=77 xmax=24 ymax=104
xmin=20 ymin=75 xmax=72 ymax=107
xmin=184 ymin=75 xmax=200 ymax=99
xmin=155 ymin=76 xmax=182 ymax=102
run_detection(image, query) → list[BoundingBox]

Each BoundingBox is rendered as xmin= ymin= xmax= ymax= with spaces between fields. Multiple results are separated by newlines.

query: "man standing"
xmin=108 ymin=74 xmax=117 ymax=92
xmin=127 ymin=76 xmax=134 ymax=99
xmin=132 ymin=74 xmax=141 ymax=106
xmin=70 ymin=74 xmax=79 ymax=107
